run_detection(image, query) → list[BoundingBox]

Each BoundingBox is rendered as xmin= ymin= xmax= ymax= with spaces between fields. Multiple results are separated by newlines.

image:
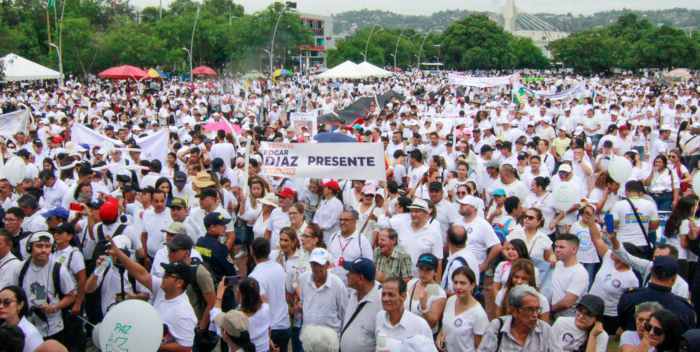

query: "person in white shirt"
xmin=611 ymin=180 xmax=660 ymax=256
xmin=327 ymin=210 xmax=373 ymax=286
xmin=454 ymin=196 xmax=502 ymax=279
xmin=299 ymin=247 xmax=348 ymax=335
xmin=141 ymin=190 xmax=173 ymax=259
xmin=0 ymin=231 xmax=21 ymax=289
xmin=441 ymin=225 xmax=480 ymax=294
xmin=0 ymin=286 xmax=45 ymax=352
xmin=550 ymin=295 xmax=609 ymax=352
xmin=551 ymin=233 xmax=590 ymax=319
xmin=396 ymin=199 xmax=443 ymax=278
xmin=650 ymin=124 xmax=672 ymax=163
xmin=264 ymin=188 xmax=294 ymax=248
xmin=375 ymin=276 xmax=432 ymax=341
xmin=340 ymin=257 xmax=383 ymax=352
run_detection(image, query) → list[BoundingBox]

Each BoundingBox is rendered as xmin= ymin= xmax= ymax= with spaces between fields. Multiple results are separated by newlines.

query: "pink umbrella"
xmin=203 ymin=121 xmax=242 ymax=134
xmin=192 ymin=66 xmax=217 ymax=76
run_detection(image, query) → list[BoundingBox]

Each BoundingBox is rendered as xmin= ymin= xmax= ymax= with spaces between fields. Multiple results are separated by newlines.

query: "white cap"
xmin=309 ymin=248 xmax=330 ymax=265
xmin=510 ymin=120 xmax=519 ymax=127
xmin=457 ymin=195 xmax=481 ymax=208
xmin=660 ymin=124 xmax=672 ymax=131
xmin=481 ymin=122 xmax=492 ymax=130
xmin=691 ymin=122 xmax=700 ymax=129
xmin=559 ymin=164 xmax=573 ymax=173
xmin=181 ymin=135 xmax=193 ymax=143
xmin=574 ymin=126 xmax=584 ymax=135
xmin=132 ymin=125 xmax=142 ymax=131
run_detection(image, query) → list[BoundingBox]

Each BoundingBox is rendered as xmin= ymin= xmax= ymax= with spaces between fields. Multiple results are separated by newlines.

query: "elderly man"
xmin=372 ymin=228 xmax=413 ymax=283
xmin=328 ymin=210 xmax=373 ymax=286
xmin=299 ymin=248 xmax=348 ymax=335
xmin=477 ymin=285 xmax=560 ymax=352
xmin=375 ymin=276 xmax=432 ymax=341
xmin=397 ymin=198 xmax=443 ymax=278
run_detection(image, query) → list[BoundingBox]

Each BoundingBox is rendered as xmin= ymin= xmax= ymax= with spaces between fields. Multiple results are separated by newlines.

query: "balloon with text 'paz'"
xmin=92 ymin=323 xmax=101 ymax=349
xmin=99 ymin=299 xmax=162 ymax=352
xmin=693 ymin=172 xmax=700 ymax=197
xmin=5 ymin=157 xmax=25 ymax=186
xmin=608 ymin=157 xmax=633 ymax=184
xmin=553 ymin=181 xmax=579 ymax=211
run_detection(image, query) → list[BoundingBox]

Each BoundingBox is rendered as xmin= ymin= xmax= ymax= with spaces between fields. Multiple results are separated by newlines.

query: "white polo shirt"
xmin=455 ymin=216 xmax=500 ymax=265
xmin=397 ymin=221 xmax=443 ymax=276
xmin=434 ymin=200 xmax=461 ymax=242
xmin=265 ymin=207 xmax=291 ymax=247
xmin=375 ymin=309 xmax=432 ymax=341
xmin=0 ymin=253 xmax=21 ymax=289
xmin=441 ymin=248 xmax=480 ymax=291
xmin=151 ymin=276 xmax=197 ymax=348
xmin=327 ymin=230 xmax=373 ymax=285
xmin=340 ymin=281 xmax=383 ymax=352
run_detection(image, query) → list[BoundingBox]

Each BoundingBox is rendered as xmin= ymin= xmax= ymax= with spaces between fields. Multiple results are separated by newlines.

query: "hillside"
xmin=332 ymin=8 xmax=700 ymax=36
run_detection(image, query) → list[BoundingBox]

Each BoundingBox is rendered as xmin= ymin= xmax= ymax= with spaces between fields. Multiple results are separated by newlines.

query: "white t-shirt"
xmin=265 ymin=207 xmax=291 ymax=248
xmin=611 ymin=197 xmax=660 ymax=247
xmin=17 ymin=316 xmax=44 ymax=352
xmin=569 ymin=221 xmax=600 ymax=264
xmin=551 ymin=262 xmax=589 ymax=318
xmin=248 ymin=260 xmax=291 ymax=330
xmin=92 ymin=222 xmax=144 ymax=252
xmin=397 ymin=222 xmax=443 ymax=277
xmin=505 ymin=229 xmax=552 ymax=262
xmin=523 ymin=192 xmax=558 ymax=236
xmin=151 ymin=276 xmax=197 ymax=348
xmin=141 ymin=208 xmax=173 ymax=257
xmin=53 ymin=246 xmax=86 ymax=287
xmin=248 ymin=303 xmax=272 ymax=352
xmin=408 ymin=165 xmax=429 ymax=189
xmin=455 ymin=217 xmax=501 ymax=265
xmin=441 ymin=297 xmax=489 ymax=352
xmin=404 ymin=279 xmax=446 ymax=334
xmin=551 ymin=316 xmax=609 ymax=352
xmin=588 ymin=251 xmax=639 ymax=316
xmin=619 ymin=331 xmax=653 ymax=351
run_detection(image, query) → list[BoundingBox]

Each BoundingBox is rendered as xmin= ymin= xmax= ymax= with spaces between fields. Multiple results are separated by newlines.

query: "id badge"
xmin=338 ymin=257 xmax=344 ymax=266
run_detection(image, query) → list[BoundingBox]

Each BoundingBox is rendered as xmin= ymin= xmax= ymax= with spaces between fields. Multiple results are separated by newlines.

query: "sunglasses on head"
xmin=644 ymin=322 xmax=664 ymax=336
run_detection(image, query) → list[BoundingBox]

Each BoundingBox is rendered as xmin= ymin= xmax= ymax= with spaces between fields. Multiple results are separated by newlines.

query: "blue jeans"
xmin=291 ymin=326 xmax=303 ymax=352
xmin=582 ymin=263 xmax=599 ymax=289
xmin=272 ymin=327 xmax=292 ymax=352
xmin=651 ymin=192 xmax=674 ymax=212
xmin=591 ymin=135 xmax=602 ymax=158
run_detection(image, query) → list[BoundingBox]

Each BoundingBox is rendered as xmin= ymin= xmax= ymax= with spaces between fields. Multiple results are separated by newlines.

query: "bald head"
xmin=35 ymin=340 xmax=69 ymax=352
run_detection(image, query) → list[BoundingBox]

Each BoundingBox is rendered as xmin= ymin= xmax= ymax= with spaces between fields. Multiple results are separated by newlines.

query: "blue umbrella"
xmin=329 ymin=83 xmax=343 ymax=88
xmin=313 ymin=132 xmax=358 ymax=143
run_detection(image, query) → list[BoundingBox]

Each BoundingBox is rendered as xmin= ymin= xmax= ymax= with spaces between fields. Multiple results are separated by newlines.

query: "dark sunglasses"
xmin=523 ymin=215 xmax=537 ymax=221
xmin=558 ymin=172 xmax=570 ymax=176
xmin=456 ymin=192 xmax=467 ymax=196
xmin=644 ymin=322 xmax=664 ymax=336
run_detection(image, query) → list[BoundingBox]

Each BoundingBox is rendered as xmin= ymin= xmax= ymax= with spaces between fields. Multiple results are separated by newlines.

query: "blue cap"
xmin=88 ymin=199 xmax=105 ymax=209
xmin=652 ymin=256 xmax=679 ymax=277
xmin=416 ymin=253 xmax=439 ymax=271
xmin=41 ymin=206 xmax=69 ymax=220
xmin=204 ymin=212 xmax=232 ymax=228
xmin=342 ymin=257 xmax=376 ymax=281
xmin=493 ymin=188 xmax=507 ymax=196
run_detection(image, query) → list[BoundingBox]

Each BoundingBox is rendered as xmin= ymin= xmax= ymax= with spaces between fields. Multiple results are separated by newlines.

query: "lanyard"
xmin=338 ymin=236 xmax=354 ymax=257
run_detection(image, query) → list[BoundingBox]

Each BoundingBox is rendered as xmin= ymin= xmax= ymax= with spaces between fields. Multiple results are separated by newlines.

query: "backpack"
xmin=188 ymin=257 xmax=217 ymax=296
xmin=11 ymin=231 xmax=33 ymax=260
xmin=92 ymin=223 xmax=127 ymax=262
xmin=18 ymin=260 xmax=65 ymax=302
xmin=492 ymin=218 xmax=513 ymax=244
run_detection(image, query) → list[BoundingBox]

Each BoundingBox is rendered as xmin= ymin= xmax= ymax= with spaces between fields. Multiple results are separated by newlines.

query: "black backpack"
xmin=92 ymin=223 xmax=127 ymax=262
xmin=188 ymin=257 xmax=217 ymax=295
xmin=11 ymin=231 xmax=32 ymax=260
xmin=18 ymin=260 xmax=65 ymax=302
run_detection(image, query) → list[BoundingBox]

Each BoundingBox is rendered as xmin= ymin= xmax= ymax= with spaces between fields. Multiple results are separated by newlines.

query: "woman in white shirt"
xmin=619 ymin=301 xmax=663 ymax=352
xmin=551 ymin=295 xmax=609 ymax=352
xmin=524 ymin=176 xmax=559 ymax=238
xmin=405 ymin=253 xmax=447 ymax=335
xmin=312 ymin=182 xmax=344 ymax=243
xmin=436 ymin=267 xmax=488 ymax=352
xmin=494 ymin=259 xmax=550 ymax=322
xmin=504 ymin=208 xmax=555 ymax=263
xmin=493 ymin=239 xmax=540 ymax=294
xmin=644 ymin=154 xmax=680 ymax=211
xmin=253 ymin=193 xmax=277 ymax=240
xmin=0 ymin=286 xmax=44 ymax=352
xmin=161 ymin=152 xmax=179 ymax=179
xmin=668 ymin=149 xmax=692 ymax=193
xmin=211 ymin=279 xmax=268 ymax=352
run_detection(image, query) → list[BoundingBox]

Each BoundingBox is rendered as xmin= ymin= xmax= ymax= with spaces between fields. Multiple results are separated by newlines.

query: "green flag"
xmin=47 ymin=0 xmax=55 ymax=9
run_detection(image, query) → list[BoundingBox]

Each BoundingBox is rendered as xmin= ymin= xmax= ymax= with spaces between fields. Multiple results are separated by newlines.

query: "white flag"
xmin=0 ymin=110 xmax=29 ymax=138
xmin=134 ymin=130 xmax=169 ymax=164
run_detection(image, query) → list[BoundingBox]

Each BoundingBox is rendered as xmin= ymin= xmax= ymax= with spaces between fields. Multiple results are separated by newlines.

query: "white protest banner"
xmin=134 ymin=130 xmax=169 ymax=164
xmin=0 ymin=110 xmax=29 ymax=138
xmin=448 ymin=73 xmax=520 ymax=87
xmin=71 ymin=123 xmax=125 ymax=148
xmin=261 ymin=142 xmax=386 ymax=181
xmin=513 ymin=81 xmax=586 ymax=103
xmin=289 ymin=112 xmax=318 ymax=135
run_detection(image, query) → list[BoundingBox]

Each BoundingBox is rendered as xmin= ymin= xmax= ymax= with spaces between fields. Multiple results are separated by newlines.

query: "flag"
xmin=0 ymin=110 xmax=29 ymax=138
xmin=47 ymin=0 xmax=55 ymax=9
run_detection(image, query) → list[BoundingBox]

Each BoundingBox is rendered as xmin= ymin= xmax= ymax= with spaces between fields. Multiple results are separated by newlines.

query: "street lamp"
xmin=414 ymin=54 xmax=420 ymax=71
xmin=262 ymin=49 xmax=272 ymax=71
xmin=48 ymin=43 xmax=63 ymax=86
xmin=435 ymin=44 xmax=441 ymax=71
xmin=269 ymin=3 xmax=290 ymax=76
xmin=364 ymin=23 xmax=383 ymax=61
xmin=417 ymin=29 xmax=432 ymax=72
xmin=389 ymin=54 xmax=396 ymax=69
xmin=182 ymin=47 xmax=192 ymax=81
xmin=360 ymin=52 xmax=366 ymax=62
xmin=393 ymin=27 xmax=418 ymax=69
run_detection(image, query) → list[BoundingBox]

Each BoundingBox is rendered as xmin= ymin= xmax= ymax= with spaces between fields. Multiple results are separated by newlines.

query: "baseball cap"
xmin=16 ymin=149 xmax=31 ymax=158
xmin=652 ymin=255 xmax=679 ymax=277
xmin=321 ymin=180 xmax=339 ymax=191
xmin=574 ymin=126 xmax=584 ymax=135
xmin=123 ymin=181 xmax=140 ymax=193
xmin=342 ymin=257 xmax=376 ymax=281
xmin=493 ymin=188 xmax=507 ymax=196
xmin=99 ymin=202 xmax=119 ymax=221
xmin=277 ymin=187 xmax=295 ymax=199
xmin=680 ymin=330 xmax=700 ymax=352
xmin=692 ymin=122 xmax=700 ymax=129
xmin=416 ymin=253 xmax=439 ymax=271
xmin=33 ymin=140 xmax=43 ymax=147
xmin=577 ymin=295 xmax=605 ymax=318
xmin=49 ymin=222 xmax=75 ymax=235
xmin=619 ymin=125 xmax=629 ymax=131
xmin=52 ymin=137 xmax=63 ymax=144
xmin=169 ymin=198 xmax=188 ymax=208
xmin=196 ymin=188 xmax=218 ymax=199
xmin=204 ymin=212 xmax=231 ymax=228
xmin=309 ymin=248 xmax=330 ymax=265
xmin=362 ymin=185 xmax=376 ymax=195
xmin=165 ymin=233 xmax=194 ymax=251
xmin=181 ymin=134 xmax=193 ymax=143
xmin=28 ymin=231 xmax=54 ymax=246
xmin=42 ymin=206 xmax=69 ymax=220
xmin=173 ymin=171 xmax=188 ymax=187
xmin=428 ymin=181 xmax=442 ymax=191
xmin=407 ymin=198 xmax=430 ymax=212
xmin=660 ymin=124 xmax=672 ymax=131
xmin=393 ymin=150 xmax=407 ymax=159
xmin=212 ymin=158 xmax=224 ymax=170
xmin=162 ymin=223 xmax=188 ymax=236
xmin=559 ymin=164 xmax=573 ymax=173
xmin=458 ymin=195 xmax=481 ymax=208
xmin=485 ymin=159 xmax=500 ymax=168
xmin=214 ymin=310 xmax=249 ymax=338
xmin=88 ymin=199 xmax=105 ymax=209
xmin=160 ymin=262 xmax=192 ymax=284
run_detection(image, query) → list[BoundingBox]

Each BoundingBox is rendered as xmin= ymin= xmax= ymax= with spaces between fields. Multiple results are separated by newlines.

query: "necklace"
xmin=30 ymin=262 xmax=44 ymax=273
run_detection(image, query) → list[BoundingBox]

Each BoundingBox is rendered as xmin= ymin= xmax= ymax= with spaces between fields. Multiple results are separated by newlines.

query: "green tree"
xmin=549 ymin=30 xmax=620 ymax=71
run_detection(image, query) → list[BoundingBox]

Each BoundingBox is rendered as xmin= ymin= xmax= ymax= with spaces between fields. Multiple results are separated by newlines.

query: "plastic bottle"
xmin=95 ymin=257 xmax=112 ymax=276
xmin=376 ymin=330 xmax=388 ymax=352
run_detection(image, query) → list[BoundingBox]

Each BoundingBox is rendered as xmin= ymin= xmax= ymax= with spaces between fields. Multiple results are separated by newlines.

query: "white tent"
xmin=1 ymin=53 xmax=62 ymax=82
xmin=315 ymin=61 xmax=374 ymax=80
xmin=358 ymin=61 xmax=392 ymax=78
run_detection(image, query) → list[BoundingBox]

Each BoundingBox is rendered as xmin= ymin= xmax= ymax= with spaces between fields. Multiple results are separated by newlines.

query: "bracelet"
xmin=419 ymin=304 xmax=430 ymax=314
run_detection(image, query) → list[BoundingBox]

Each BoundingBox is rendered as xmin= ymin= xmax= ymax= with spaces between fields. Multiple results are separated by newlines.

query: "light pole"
xmin=364 ymin=22 xmax=383 ymax=61
xmin=182 ymin=47 xmax=192 ymax=81
xmin=393 ymin=29 xmax=418 ymax=69
xmin=389 ymin=54 xmax=396 ymax=69
xmin=360 ymin=52 xmax=366 ymax=62
xmin=414 ymin=54 xmax=420 ymax=71
xmin=48 ymin=43 xmax=63 ymax=86
xmin=262 ymin=49 xmax=272 ymax=71
xmin=269 ymin=3 xmax=290 ymax=76
xmin=417 ymin=29 xmax=432 ymax=72
xmin=435 ymin=44 xmax=441 ymax=71
xmin=187 ymin=5 xmax=201 ymax=81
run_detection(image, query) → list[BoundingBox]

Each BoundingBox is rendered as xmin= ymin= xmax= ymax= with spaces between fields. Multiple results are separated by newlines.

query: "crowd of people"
xmin=0 ymin=70 xmax=699 ymax=352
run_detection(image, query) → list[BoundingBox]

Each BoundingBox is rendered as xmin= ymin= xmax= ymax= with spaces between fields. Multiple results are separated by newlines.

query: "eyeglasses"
xmin=644 ymin=322 xmax=665 ymax=336
xmin=288 ymin=212 xmax=301 ymax=216
xmin=518 ymin=306 xmax=543 ymax=315
xmin=523 ymin=215 xmax=537 ymax=221
xmin=456 ymin=192 xmax=467 ymax=196
xmin=300 ymin=234 xmax=313 ymax=239
xmin=3 ymin=218 xmax=18 ymax=223
xmin=0 ymin=299 xmax=16 ymax=307
xmin=163 ymin=273 xmax=182 ymax=281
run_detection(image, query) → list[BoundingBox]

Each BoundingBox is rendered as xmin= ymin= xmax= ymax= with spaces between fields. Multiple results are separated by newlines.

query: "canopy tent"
xmin=665 ymin=69 xmax=692 ymax=79
xmin=358 ymin=61 xmax=392 ymax=78
xmin=98 ymin=65 xmax=150 ymax=80
xmin=315 ymin=61 xmax=374 ymax=80
xmin=192 ymin=66 xmax=217 ymax=76
xmin=0 ymin=53 xmax=62 ymax=82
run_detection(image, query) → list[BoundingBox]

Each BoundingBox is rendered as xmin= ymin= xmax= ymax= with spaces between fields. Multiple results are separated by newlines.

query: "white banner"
xmin=261 ymin=142 xmax=386 ymax=180
xmin=71 ymin=123 xmax=124 ymax=148
xmin=289 ymin=113 xmax=318 ymax=135
xmin=448 ymin=73 xmax=520 ymax=87
xmin=0 ymin=110 xmax=28 ymax=138
xmin=513 ymin=81 xmax=586 ymax=102
xmin=71 ymin=124 xmax=169 ymax=164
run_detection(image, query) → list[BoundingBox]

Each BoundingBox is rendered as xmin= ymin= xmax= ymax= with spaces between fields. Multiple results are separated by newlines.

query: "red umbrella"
xmin=192 ymin=66 xmax=217 ymax=76
xmin=98 ymin=65 xmax=150 ymax=80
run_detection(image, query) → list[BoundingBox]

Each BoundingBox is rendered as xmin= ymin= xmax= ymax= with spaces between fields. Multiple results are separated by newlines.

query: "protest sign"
xmin=448 ymin=73 xmax=520 ymax=87
xmin=261 ymin=142 xmax=386 ymax=180
xmin=0 ymin=109 xmax=28 ymax=138
xmin=289 ymin=112 xmax=318 ymax=135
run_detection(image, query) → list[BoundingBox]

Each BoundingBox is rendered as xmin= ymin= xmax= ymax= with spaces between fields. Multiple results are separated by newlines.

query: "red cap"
xmin=99 ymin=203 xmax=119 ymax=221
xmin=321 ymin=180 xmax=339 ymax=191
xmin=277 ymin=187 xmax=295 ymax=199
xmin=619 ymin=125 xmax=629 ymax=131
xmin=52 ymin=136 xmax=63 ymax=143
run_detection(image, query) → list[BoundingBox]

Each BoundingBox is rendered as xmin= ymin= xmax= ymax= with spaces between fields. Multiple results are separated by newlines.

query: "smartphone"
xmin=224 ymin=275 xmax=242 ymax=287
xmin=605 ymin=213 xmax=615 ymax=233
xmin=69 ymin=203 xmax=83 ymax=212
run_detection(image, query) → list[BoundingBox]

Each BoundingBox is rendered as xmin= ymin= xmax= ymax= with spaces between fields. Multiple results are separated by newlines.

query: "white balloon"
xmin=5 ymin=157 xmax=26 ymax=186
xmin=553 ymin=181 xmax=579 ymax=211
xmin=92 ymin=323 xmax=102 ymax=350
xmin=100 ymin=300 xmax=162 ymax=352
xmin=693 ymin=172 xmax=700 ymax=197
xmin=608 ymin=157 xmax=633 ymax=184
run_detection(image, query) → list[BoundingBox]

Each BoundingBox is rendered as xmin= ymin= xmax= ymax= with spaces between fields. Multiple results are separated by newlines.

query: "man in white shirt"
xmin=299 ymin=247 xmax=348 ymax=335
xmin=209 ymin=130 xmax=236 ymax=169
xmin=340 ymin=257 xmax=383 ymax=352
xmin=396 ymin=199 xmax=443 ymax=278
xmin=141 ymin=190 xmax=173 ymax=261
xmin=551 ymin=233 xmax=590 ymax=319
xmin=427 ymin=182 xmax=460 ymax=242
xmin=264 ymin=187 xmax=293 ymax=248
xmin=441 ymin=225 xmax=480 ymax=294
xmin=39 ymin=170 xmax=69 ymax=209
xmin=375 ymin=276 xmax=432 ymax=341
xmin=454 ymin=196 xmax=502 ymax=279
xmin=0 ymin=231 xmax=21 ymax=289
xmin=611 ymin=180 xmax=660 ymax=255
xmin=650 ymin=124 xmax=672 ymax=162
xmin=328 ymin=210 xmax=374 ymax=286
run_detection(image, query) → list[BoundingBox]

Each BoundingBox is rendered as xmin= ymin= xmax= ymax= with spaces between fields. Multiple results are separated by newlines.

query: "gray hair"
xmin=635 ymin=301 xmax=663 ymax=320
xmin=508 ymin=285 xmax=540 ymax=309
xmin=300 ymin=325 xmax=339 ymax=352
xmin=17 ymin=194 xmax=39 ymax=210
xmin=76 ymin=193 xmax=92 ymax=204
